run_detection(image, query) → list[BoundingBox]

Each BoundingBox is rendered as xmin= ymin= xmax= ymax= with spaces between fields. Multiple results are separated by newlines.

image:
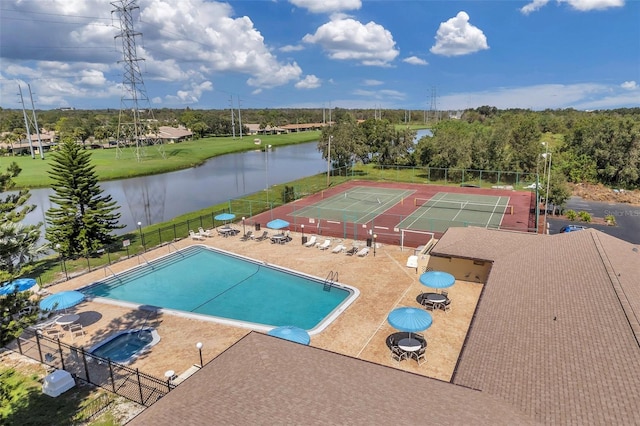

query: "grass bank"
xmin=7 ymin=131 xmax=320 ymax=188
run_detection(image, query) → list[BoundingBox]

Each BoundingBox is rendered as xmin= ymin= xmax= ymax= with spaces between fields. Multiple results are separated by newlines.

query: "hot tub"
xmin=88 ymin=328 xmax=160 ymax=364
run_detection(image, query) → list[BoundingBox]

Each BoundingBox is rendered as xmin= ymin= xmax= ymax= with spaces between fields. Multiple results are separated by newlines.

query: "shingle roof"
xmin=128 ymin=332 xmax=537 ymax=425
xmin=442 ymin=228 xmax=640 ymax=424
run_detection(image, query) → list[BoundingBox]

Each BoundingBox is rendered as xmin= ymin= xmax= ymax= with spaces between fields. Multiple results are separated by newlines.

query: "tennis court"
xmin=290 ymin=186 xmax=415 ymax=224
xmin=398 ymin=192 xmax=512 ymax=233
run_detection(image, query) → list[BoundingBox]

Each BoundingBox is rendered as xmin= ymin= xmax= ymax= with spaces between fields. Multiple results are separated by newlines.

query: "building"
xmin=129 ymin=227 xmax=640 ymax=424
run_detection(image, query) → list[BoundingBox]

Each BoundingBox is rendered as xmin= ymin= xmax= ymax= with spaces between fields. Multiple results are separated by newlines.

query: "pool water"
xmin=83 ymin=246 xmax=357 ymax=331
xmin=90 ymin=329 xmax=158 ymax=363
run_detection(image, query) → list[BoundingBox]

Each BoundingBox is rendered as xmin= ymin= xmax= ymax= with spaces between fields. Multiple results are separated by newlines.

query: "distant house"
xmin=153 ymin=126 xmax=193 ymax=143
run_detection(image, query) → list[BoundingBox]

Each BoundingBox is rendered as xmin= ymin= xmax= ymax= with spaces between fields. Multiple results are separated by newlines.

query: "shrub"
xmin=565 ymin=209 xmax=577 ymax=221
xmin=578 ymin=211 xmax=592 ymax=223
xmin=605 ymin=214 xmax=616 ymax=226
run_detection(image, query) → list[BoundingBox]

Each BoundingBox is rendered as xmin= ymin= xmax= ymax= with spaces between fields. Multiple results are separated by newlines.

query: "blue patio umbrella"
xmin=266 ymin=219 xmax=290 ymax=230
xmin=387 ymin=307 xmax=433 ymax=334
xmin=267 ymin=325 xmax=310 ymax=345
xmin=214 ymin=212 xmax=236 ymax=227
xmin=0 ymin=278 xmax=37 ymax=296
xmin=419 ymin=270 xmax=455 ymax=290
xmin=39 ymin=290 xmax=85 ymax=312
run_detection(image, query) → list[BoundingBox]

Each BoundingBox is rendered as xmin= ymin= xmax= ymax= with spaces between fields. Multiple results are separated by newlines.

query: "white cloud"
xmin=352 ymin=88 xmax=405 ymax=100
xmin=166 ymin=80 xmax=213 ymax=104
xmin=621 ymin=81 xmax=638 ymax=90
xmin=430 ymin=11 xmax=489 ymax=57
xmin=438 ymin=82 xmax=637 ymax=110
xmin=403 ymin=56 xmax=428 ymax=65
xmin=559 ymin=0 xmax=624 ymax=11
xmin=363 ymin=79 xmax=384 ymax=86
xmin=303 ymin=17 xmax=399 ymax=66
xmin=295 ymin=75 xmax=321 ymax=89
xmin=521 ymin=0 xmax=624 ymax=13
xmin=521 ymin=0 xmax=551 ymax=15
xmin=289 ymin=0 xmax=361 ymax=14
xmin=280 ymin=44 xmax=305 ymax=52
xmin=77 ymin=69 xmax=107 ymax=86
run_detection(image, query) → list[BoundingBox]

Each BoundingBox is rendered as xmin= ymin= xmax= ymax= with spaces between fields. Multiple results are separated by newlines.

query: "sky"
xmin=0 ymin=0 xmax=638 ymax=112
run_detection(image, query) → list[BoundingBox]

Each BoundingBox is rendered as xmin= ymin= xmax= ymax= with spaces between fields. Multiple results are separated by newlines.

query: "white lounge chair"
xmin=356 ymin=247 xmax=370 ymax=257
xmin=406 ymin=255 xmax=418 ymax=269
xmin=303 ymin=236 xmax=317 ymax=247
xmin=189 ymin=230 xmax=205 ymax=241
xmin=332 ymin=244 xmax=346 ymax=254
xmin=318 ymin=239 xmax=331 ymax=250
xmin=198 ymin=227 xmax=212 ymax=237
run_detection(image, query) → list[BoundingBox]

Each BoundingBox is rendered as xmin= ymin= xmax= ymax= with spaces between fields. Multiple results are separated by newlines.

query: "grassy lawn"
xmin=0 ymin=358 xmax=135 ymax=425
xmin=8 ymin=131 xmax=320 ymax=188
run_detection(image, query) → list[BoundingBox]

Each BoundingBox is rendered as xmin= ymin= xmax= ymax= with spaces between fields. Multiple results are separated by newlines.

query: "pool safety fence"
xmin=7 ymin=329 xmax=175 ymax=406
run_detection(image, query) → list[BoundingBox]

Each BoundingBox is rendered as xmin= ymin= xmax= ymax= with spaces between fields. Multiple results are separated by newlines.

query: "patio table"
xmin=56 ymin=314 xmax=79 ymax=330
xmin=426 ymin=293 xmax=447 ymax=304
xmin=398 ymin=337 xmax=422 ymax=352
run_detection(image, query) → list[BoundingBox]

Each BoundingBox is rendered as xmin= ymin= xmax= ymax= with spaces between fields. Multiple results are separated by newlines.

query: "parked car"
xmin=560 ymin=225 xmax=588 ymax=233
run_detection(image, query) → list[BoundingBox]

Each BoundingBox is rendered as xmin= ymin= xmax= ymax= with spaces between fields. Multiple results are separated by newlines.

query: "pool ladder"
xmin=323 ymin=271 xmax=338 ymax=292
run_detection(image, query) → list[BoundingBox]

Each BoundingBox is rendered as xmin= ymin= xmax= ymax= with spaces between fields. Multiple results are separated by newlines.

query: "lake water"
xmin=24 ymin=142 xmax=326 ymax=235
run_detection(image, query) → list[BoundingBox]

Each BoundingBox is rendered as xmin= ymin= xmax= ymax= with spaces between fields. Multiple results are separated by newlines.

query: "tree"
xmin=0 ymin=162 xmax=41 ymax=345
xmin=45 ymin=137 xmax=124 ymax=258
xmin=318 ymin=113 xmax=366 ymax=173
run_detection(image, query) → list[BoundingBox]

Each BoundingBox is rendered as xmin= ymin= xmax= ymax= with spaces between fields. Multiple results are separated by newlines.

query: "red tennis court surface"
xmin=249 ymin=180 xmax=536 ymax=249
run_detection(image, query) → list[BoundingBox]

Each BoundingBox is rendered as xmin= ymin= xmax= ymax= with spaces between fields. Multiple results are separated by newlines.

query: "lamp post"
xmin=55 ymin=243 xmax=68 ymax=281
xmin=242 ymin=217 xmax=246 ymax=236
xmin=373 ymin=234 xmax=377 ymax=257
xmin=543 ymin=152 xmax=552 ymax=234
xmin=327 ymin=135 xmax=333 ymax=187
xmin=265 ymin=144 xmax=272 ymax=208
xmin=137 ymin=221 xmax=146 ymax=251
xmin=196 ymin=342 xmax=203 ymax=367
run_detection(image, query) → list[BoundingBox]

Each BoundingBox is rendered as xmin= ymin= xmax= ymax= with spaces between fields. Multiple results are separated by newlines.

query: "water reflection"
xmin=24 ymin=142 xmax=325 ymax=237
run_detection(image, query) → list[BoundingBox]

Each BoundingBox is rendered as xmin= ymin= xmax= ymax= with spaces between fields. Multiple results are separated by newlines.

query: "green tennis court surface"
xmin=398 ymin=192 xmax=512 ymax=233
xmin=290 ymin=186 xmax=414 ymax=224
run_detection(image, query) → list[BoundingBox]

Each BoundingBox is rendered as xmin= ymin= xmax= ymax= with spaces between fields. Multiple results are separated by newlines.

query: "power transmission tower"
xmin=237 ymin=95 xmax=243 ymax=139
xmin=18 ymin=84 xmax=44 ymax=159
xmin=111 ymin=0 xmax=164 ymax=161
xmin=229 ymin=96 xmax=236 ymax=139
xmin=428 ymin=86 xmax=439 ymax=124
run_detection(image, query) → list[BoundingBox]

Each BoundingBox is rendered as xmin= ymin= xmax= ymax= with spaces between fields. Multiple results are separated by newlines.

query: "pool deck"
xmin=42 ymin=232 xmax=481 ymax=382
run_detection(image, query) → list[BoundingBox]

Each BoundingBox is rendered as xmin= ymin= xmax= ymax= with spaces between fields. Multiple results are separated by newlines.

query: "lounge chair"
xmin=356 ymin=247 xmax=370 ymax=257
xmin=345 ymin=247 xmax=358 ymax=256
xmin=198 ymin=227 xmax=213 ymax=237
xmin=332 ymin=244 xmax=346 ymax=254
xmin=189 ymin=230 xmax=205 ymax=241
xmin=255 ymin=231 xmax=269 ymax=241
xmin=303 ymin=236 xmax=317 ymax=247
xmin=317 ymin=239 xmax=331 ymax=250
xmin=240 ymin=231 xmax=253 ymax=241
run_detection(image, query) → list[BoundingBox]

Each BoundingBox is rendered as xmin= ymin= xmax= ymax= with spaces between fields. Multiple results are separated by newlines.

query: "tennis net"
xmin=414 ymin=197 xmax=513 ymax=214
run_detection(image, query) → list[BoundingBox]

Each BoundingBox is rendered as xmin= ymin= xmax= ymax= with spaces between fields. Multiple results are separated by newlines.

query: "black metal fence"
xmin=6 ymin=329 xmax=174 ymax=406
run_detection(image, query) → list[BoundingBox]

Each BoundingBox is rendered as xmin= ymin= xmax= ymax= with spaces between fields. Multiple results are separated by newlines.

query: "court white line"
xmin=402 ymin=192 xmax=450 ymax=229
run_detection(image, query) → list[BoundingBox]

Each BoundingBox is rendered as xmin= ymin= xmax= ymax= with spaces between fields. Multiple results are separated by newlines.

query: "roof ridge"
xmin=590 ymin=231 xmax=640 ymax=347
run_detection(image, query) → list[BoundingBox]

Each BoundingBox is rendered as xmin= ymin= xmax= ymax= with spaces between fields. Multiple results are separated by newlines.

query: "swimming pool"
xmin=82 ymin=246 xmax=358 ymax=333
xmin=88 ymin=328 xmax=160 ymax=364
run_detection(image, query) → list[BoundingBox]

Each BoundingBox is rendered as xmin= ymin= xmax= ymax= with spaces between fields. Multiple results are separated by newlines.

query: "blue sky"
xmin=1 ymin=0 xmax=638 ymax=111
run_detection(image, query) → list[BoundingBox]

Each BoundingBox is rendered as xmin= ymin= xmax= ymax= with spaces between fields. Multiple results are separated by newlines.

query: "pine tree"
xmin=45 ymin=138 xmax=124 ymax=258
xmin=0 ymin=162 xmax=41 ymax=345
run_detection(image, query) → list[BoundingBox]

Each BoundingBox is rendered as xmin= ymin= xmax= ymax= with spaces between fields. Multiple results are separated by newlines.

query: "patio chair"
xmin=43 ymin=326 xmax=64 ymax=339
xmin=255 ymin=231 xmax=269 ymax=242
xmin=332 ymin=244 xmax=346 ymax=254
xmin=415 ymin=346 xmax=427 ymax=365
xmin=303 ymin=235 xmax=317 ymax=247
xmin=356 ymin=247 xmax=370 ymax=257
xmin=390 ymin=346 xmax=407 ymax=363
xmin=198 ymin=227 xmax=213 ymax=237
xmin=443 ymin=298 xmax=452 ymax=313
xmin=345 ymin=247 xmax=358 ymax=256
xmin=318 ymin=239 xmax=331 ymax=250
xmin=421 ymin=299 xmax=435 ymax=311
xmin=189 ymin=230 xmax=205 ymax=241
xmin=240 ymin=230 xmax=253 ymax=241
xmin=70 ymin=323 xmax=86 ymax=340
